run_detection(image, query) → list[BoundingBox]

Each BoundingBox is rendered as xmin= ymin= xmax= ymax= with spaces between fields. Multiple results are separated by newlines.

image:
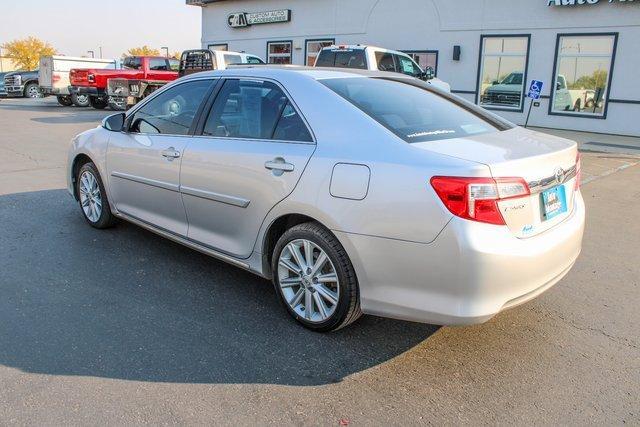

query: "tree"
xmin=171 ymin=52 xmax=181 ymax=60
xmin=1 ymin=36 xmax=56 ymax=71
xmin=570 ymin=69 xmax=608 ymax=91
xmin=124 ymin=46 xmax=160 ymax=57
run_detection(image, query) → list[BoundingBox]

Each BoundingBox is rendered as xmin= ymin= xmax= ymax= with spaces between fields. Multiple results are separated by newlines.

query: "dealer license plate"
xmin=541 ymin=185 xmax=567 ymax=221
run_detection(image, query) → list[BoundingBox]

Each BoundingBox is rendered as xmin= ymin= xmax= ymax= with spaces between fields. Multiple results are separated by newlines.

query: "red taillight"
xmin=52 ymin=73 xmax=61 ymax=83
xmin=430 ymin=176 xmax=530 ymax=225
xmin=574 ymin=153 xmax=581 ymax=190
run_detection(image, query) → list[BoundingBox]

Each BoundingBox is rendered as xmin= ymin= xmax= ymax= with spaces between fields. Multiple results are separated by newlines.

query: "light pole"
xmin=87 ymin=50 xmax=94 ymax=58
xmin=161 ymin=47 xmax=169 ymax=58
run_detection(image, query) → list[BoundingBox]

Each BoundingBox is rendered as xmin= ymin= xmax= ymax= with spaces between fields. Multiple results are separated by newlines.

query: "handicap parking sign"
xmin=527 ymin=80 xmax=544 ymax=100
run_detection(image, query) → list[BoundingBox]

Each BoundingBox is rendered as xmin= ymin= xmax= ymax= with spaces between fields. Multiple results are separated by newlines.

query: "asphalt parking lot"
xmin=0 ymin=97 xmax=639 ymax=425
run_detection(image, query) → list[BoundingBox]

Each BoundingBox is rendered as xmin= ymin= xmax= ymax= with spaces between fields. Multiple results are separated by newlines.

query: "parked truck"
xmin=3 ymin=70 xmax=41 ymax=98
xmin=39 ymin=56 xmax=119 ymax=107
xmin=69 ymin=56 xmax=179 ymax=110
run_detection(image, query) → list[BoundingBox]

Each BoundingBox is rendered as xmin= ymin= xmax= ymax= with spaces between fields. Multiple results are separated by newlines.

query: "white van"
xmin=315 ymin=45 xmax=451 ymax=92
xmin=39 ymin=56 xmax=119 ymax=107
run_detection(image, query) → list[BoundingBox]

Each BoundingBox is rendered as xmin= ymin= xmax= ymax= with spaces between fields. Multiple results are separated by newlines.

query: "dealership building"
xmin=187 ymin=0 xmax=640 ymax=136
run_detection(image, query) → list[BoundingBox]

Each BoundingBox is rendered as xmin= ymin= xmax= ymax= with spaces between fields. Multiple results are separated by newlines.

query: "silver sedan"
xmin=67 ymin=67 xmax=585 ymax=331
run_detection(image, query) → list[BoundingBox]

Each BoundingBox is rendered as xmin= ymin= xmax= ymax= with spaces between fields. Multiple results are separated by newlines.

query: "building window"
xmin=267 ymin=41 xmax=292 ymax=64
xmin=208 ymin=44 xmax=228 ymax=52
xmin=403 ymin=51 xmax=438 ymax=76
xmin=305 ymin=39 xmax=335 ymax=66
xmin=477 ymin=35 xmax=530 ymax=111
xmin=550 ymin=33 xmax=617 ymax=118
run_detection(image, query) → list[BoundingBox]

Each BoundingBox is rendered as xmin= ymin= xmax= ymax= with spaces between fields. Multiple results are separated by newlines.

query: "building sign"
xmin=547 ymin=0 xmax=635 ymax=6
xmin=228 ymin=9 xmax=291 ymax=28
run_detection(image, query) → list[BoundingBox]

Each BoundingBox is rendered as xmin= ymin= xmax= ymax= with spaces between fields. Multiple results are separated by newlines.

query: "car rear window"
xmin=321 ymin=77 xmax=499 ymax=143
xmin=315 ymin=49 xmax=367 ymax=69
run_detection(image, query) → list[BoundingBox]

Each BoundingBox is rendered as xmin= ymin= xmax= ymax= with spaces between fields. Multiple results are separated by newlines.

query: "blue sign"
xmin=527 ymin=80 xmax=544 ymax=100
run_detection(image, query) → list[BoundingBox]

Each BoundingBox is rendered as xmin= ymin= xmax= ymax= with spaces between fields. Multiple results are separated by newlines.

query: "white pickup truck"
xmin=39 ymin=56 xmax=119 ymax=107
xmin=315 ymin=45 xmax=451 ymax=92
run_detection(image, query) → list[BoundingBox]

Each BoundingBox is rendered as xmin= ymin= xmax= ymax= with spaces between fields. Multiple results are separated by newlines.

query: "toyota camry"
xmin=67 ymin=67 xmax=585 ymax=331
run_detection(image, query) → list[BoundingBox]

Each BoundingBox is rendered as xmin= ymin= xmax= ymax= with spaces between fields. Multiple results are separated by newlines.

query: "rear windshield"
xmin=315 ymin=49 xmax=367 ymax=69
xmin=321 ymin=77 xmax=498 ymax=143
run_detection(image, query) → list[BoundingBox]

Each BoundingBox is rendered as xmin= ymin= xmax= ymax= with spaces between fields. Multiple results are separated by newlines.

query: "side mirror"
xmin=556 ymin=82 xmax=562 ymax=91
xmin=422 ymin=66 xmax=435 ymax=81
xmin=102 ymin=113 xmax=125 ymax=132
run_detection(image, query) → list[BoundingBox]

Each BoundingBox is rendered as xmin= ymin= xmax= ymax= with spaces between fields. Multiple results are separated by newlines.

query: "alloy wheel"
xmin=79 ymin=170 xmax=102 ymax=223
xmin=277 ymin=239 xmax=340 ymax=323
xmin=27 ymin=85 xmax=41 ymax=98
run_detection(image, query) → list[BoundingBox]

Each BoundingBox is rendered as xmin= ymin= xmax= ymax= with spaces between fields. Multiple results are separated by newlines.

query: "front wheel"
xmin=272 ymin=222 xmax=362 ymax=332
xmin=76 ymin=162 xmax=117 ymax=229
xmin=88 ymin=96 xmax=108 ymax=109
xmin=56 ymin=95 xmax=73 ymax=106
xmin=24 ymin=82 xmax=42 ymax=98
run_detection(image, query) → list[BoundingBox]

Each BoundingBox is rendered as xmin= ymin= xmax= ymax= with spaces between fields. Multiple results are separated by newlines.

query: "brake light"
xmin=52 ymin=73 xmax=61 ymax=83
xmin=574 ymin=153 xmax=581 ymax=190
xmin=430 ymin=176 xmax=530 ymax=225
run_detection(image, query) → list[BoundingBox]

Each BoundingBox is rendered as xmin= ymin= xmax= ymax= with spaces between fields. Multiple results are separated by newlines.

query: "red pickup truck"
xmin=69 ymin=56 xmax=179 ymax=109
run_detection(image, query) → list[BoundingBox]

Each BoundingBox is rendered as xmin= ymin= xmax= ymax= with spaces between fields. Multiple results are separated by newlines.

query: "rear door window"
xmin=395 ymin=55 xmax=422 ymax=77
xmin=149 ymin=58 xmax=169 ymax=71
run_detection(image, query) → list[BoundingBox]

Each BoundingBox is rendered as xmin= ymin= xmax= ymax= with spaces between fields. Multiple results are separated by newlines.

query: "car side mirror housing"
xmin=556 ymin=82 xmax=562 ymax=91
xmin=422 ymin=66 xmax=435 ymax=81
xmin=102 ymin=113 xmax=125 ymax=132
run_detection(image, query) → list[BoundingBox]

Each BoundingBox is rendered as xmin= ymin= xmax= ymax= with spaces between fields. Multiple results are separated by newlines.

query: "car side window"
xmin=396 ymin=55 xmax=421 ymax=77
xmin=272 ymin=102 xmax=312 ymax=142
xmin=375 ymin=52 xmax=397 ymax=72
xmin=124 ymin=57 xmax=142 ymax=70
xmin=223 ymin=54 xmax=243 ymax=66
xmin=149 ymin=58 xmax=169 ymax=71
xmin=128 ymin=79 xmax=214 ymax=135
xmin=168 ymin=59 xmax=180 ymax=71
xmin=203 ymin=79 xmax=311 ymax=142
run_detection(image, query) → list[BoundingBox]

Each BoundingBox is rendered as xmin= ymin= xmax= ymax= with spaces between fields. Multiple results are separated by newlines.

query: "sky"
xmin=0 ymin=0 xmax=201 ymax=59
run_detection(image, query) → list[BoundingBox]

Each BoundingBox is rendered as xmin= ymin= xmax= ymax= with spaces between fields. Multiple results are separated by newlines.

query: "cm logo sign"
xmin=228 ymin=13 xmax=248 ymax=28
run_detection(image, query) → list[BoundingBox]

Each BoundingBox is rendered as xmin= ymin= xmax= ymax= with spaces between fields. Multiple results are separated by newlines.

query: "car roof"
xmin=181 ymin=64 xmax=415 ymax=82
xmin=320 ymin=44 xmax=410 ymax=55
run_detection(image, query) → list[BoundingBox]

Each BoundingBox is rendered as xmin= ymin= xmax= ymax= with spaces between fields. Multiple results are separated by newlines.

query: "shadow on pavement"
xmin=0 ymin=189 xmax=438 ymax=386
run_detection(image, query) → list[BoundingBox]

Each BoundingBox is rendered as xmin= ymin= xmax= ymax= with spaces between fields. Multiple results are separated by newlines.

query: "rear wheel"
xmin=108 ymin=96 xmax=127 ymax=111
xmin=24 ymin=82 xmax=42 ymax=98
xmin=272 ymin=222 xmax=362 ymax=332
xmin=76 ymin=162 xmax=117 ymax=229
xmin=56 ymin=95 xmax=73 ymax=106
xmin=89 ymin=96 xmax=108 ymax=109
xmin=71 ymin=93 xmax=90 ymax=107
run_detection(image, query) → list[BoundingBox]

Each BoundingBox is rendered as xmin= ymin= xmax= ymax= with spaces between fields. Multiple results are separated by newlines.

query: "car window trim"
xmin=124 ymin=77 xmax=220 ymax=137
xmin=194 ymin=76 xmax=316 ymax=144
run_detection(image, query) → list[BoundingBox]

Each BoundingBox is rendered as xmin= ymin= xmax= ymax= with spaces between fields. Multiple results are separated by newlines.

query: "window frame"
xmin=194 ymin=77 xmax=316 ymax=145
xmin=148 ymin=58 xmax=170 ymax=71
xmin=304 ymin=38 xmax=335 ymax=66
xmin=207 ymin=43 xmax=229 ymax=52
xmin=475 ymin=34 xmax=531 ymax=113
xmin=402 ymin=50 xmax=439 ymax=76
xmin=548 ymin=32 xmax=618 ymax=120
xmin=266 ymin=40 xmax=293 ymax=65
xmin=124 ymin=78 xmax=219 ymax=137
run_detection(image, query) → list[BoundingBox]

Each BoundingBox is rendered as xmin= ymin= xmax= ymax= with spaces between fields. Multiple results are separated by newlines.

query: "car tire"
xmin=272 ymin=222 xmax=362 ymax=332
xmin=108 ymin=96 xmax=127 ymax=111
xmin=24 ymin=82 xmax=42 ymax=98
xmin=573 ymin=98 xmax=582 ymax=112
xmin=71 ymin=93 xmax=90 ymax=107
xmin=56 ymin=95 xmax=73 ymax=106
xmin=89 ymin=96 xmax=108 ymax=109
xmin=76 ymin=162 xmax=117 ymax=229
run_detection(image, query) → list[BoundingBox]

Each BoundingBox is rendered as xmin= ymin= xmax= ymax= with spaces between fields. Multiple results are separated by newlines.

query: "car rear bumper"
xmin=335 ymin=191 xmax=585 ymax=325
xmin=69 ymin=86 xmax=105 ymax=96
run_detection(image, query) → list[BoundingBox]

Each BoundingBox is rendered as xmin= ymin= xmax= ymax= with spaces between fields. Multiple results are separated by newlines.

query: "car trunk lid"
xmin=415 ymin=127 xmax=579 ymax=237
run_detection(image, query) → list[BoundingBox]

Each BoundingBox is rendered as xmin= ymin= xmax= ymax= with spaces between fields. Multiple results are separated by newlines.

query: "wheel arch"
xmin=70 ymin=153 xmax=95 ymax=200
xmin=261 ymin=213 xmax=334 ymax=279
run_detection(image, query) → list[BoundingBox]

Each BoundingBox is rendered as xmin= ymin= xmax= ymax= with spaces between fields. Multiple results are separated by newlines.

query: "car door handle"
xmin=264 ymin=159 xmax=294 ymax=172
xmin=161 ymin=148 xmax=181 ymax=159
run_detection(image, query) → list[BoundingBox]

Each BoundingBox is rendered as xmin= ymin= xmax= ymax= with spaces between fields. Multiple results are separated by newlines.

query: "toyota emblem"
xmin=554 ymin=167 xmax=565 ymax=184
